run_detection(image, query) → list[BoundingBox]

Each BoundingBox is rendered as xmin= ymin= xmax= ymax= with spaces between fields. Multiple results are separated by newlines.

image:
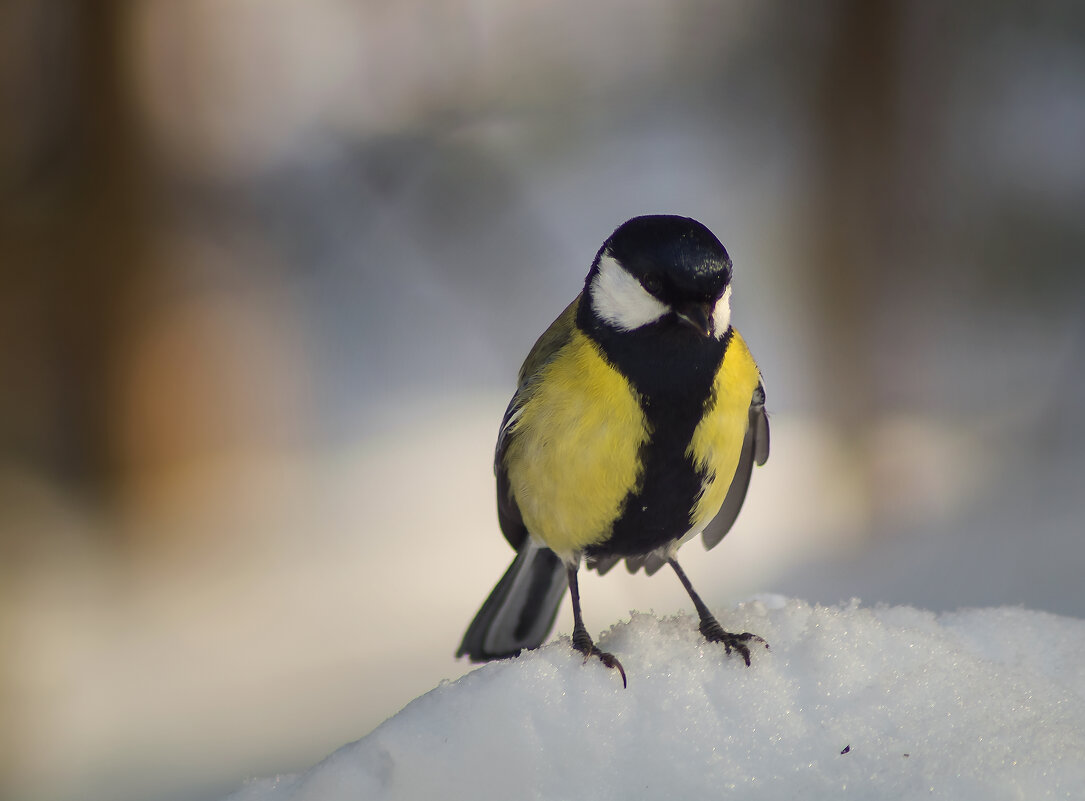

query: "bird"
xmin=457 ymin=214 xmax=770 ymax=686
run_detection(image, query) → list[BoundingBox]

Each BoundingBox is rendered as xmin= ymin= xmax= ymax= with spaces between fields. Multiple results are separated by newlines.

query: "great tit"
xmin=457 ymin=215 xmax=769 ymax=685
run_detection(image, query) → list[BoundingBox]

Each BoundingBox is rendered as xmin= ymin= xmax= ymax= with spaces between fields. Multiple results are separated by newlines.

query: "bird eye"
xmin=641 ymin=275 xmax=663 ymax=296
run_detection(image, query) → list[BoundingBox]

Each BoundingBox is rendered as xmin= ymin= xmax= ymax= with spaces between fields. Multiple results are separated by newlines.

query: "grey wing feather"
xmin=642 ymin=553 xmax=669 ymax=575
xmin=623 ymin=554 xmax=647 ymax=574
xmin=620 ymin=551 xmax=669 ymax=576
xmin=752 ymin=383 xmax=770 ymax=467
xmin=588 ymin=554 xmax=622 ymax=575
xmin=701 ymin=382 xmax=769 ymax=550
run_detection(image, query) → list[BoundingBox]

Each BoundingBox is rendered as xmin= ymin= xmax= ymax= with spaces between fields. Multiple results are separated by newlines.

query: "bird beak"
xmin=674 ymin=301 xmax=714 ymax=338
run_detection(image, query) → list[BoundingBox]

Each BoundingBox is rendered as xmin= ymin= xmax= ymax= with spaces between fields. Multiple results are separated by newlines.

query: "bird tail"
xmin=457 ymin=540 xmax=567 ymax=661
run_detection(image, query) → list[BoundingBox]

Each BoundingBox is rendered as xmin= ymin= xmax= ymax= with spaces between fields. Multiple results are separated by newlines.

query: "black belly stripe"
xmin=576 ymin=304 xmax=732 ymax=558
xmin=590 ymin=405 xmax=707 ymax=557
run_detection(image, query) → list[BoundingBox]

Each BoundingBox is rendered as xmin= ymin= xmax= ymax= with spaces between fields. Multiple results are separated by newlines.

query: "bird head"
xmin=586 ymin=215 xmax=733 ymax=340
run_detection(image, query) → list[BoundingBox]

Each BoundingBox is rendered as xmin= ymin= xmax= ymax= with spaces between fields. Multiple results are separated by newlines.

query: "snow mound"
xmin=227 ymin=599 xmax=1085 ymax=800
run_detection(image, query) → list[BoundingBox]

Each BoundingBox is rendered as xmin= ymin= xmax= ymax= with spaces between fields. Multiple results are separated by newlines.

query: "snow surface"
xmin=226 ymin=598 xmax=1085 ymax=801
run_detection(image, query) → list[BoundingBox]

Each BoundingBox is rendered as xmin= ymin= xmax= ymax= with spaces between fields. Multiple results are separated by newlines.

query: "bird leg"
xmin=567 ymin=565 xmax=627 ymax=687
xmin=668 ymin=557 xmax=767 ymax=666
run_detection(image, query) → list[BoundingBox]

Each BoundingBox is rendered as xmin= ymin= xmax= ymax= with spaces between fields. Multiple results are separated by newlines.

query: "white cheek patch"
xmin=589 ymin=254 xmax=669 ymax=331
xmin=711 ymin=284 xmax=732 ymax=339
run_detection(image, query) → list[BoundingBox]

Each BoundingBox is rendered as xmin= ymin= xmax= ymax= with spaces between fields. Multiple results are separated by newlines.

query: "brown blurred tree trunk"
xmin=808 ymin=0 xmax=903 ymax=525
xmin=0 ymin=0 xmax=146 ymax=505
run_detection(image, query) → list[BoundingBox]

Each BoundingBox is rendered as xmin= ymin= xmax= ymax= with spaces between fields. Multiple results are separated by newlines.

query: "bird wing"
xmin=495 ymin=297 xmax=581 ymax=551
xmin=701 ymin=381 xmax=769 ymax=551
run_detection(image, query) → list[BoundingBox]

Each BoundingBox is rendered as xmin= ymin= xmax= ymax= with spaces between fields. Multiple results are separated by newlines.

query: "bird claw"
xmin=593 ymin=649 xmax=627 ymax=688
xmin=699 ymin=619 xmax=768 ymax=667
xmin=572 ymin=630 xmax=628 ymax=688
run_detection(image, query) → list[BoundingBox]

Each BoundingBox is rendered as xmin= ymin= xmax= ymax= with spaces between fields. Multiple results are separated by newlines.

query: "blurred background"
xmin=2 ymin=1 xmax=1083 ymax=800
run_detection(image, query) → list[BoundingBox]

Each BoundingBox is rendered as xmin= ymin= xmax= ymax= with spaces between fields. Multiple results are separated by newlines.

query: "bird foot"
xmin=572 ymin=629 xmax=627 ymax=688
xmin=699 ymin=618 xmax=768 ymax=667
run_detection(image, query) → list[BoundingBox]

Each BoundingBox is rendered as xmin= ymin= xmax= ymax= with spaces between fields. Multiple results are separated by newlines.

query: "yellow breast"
xmin=686 ymin=328 xmax=762 ymax=531
xmin=503 ymin=329 xmax=648 ymax=558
